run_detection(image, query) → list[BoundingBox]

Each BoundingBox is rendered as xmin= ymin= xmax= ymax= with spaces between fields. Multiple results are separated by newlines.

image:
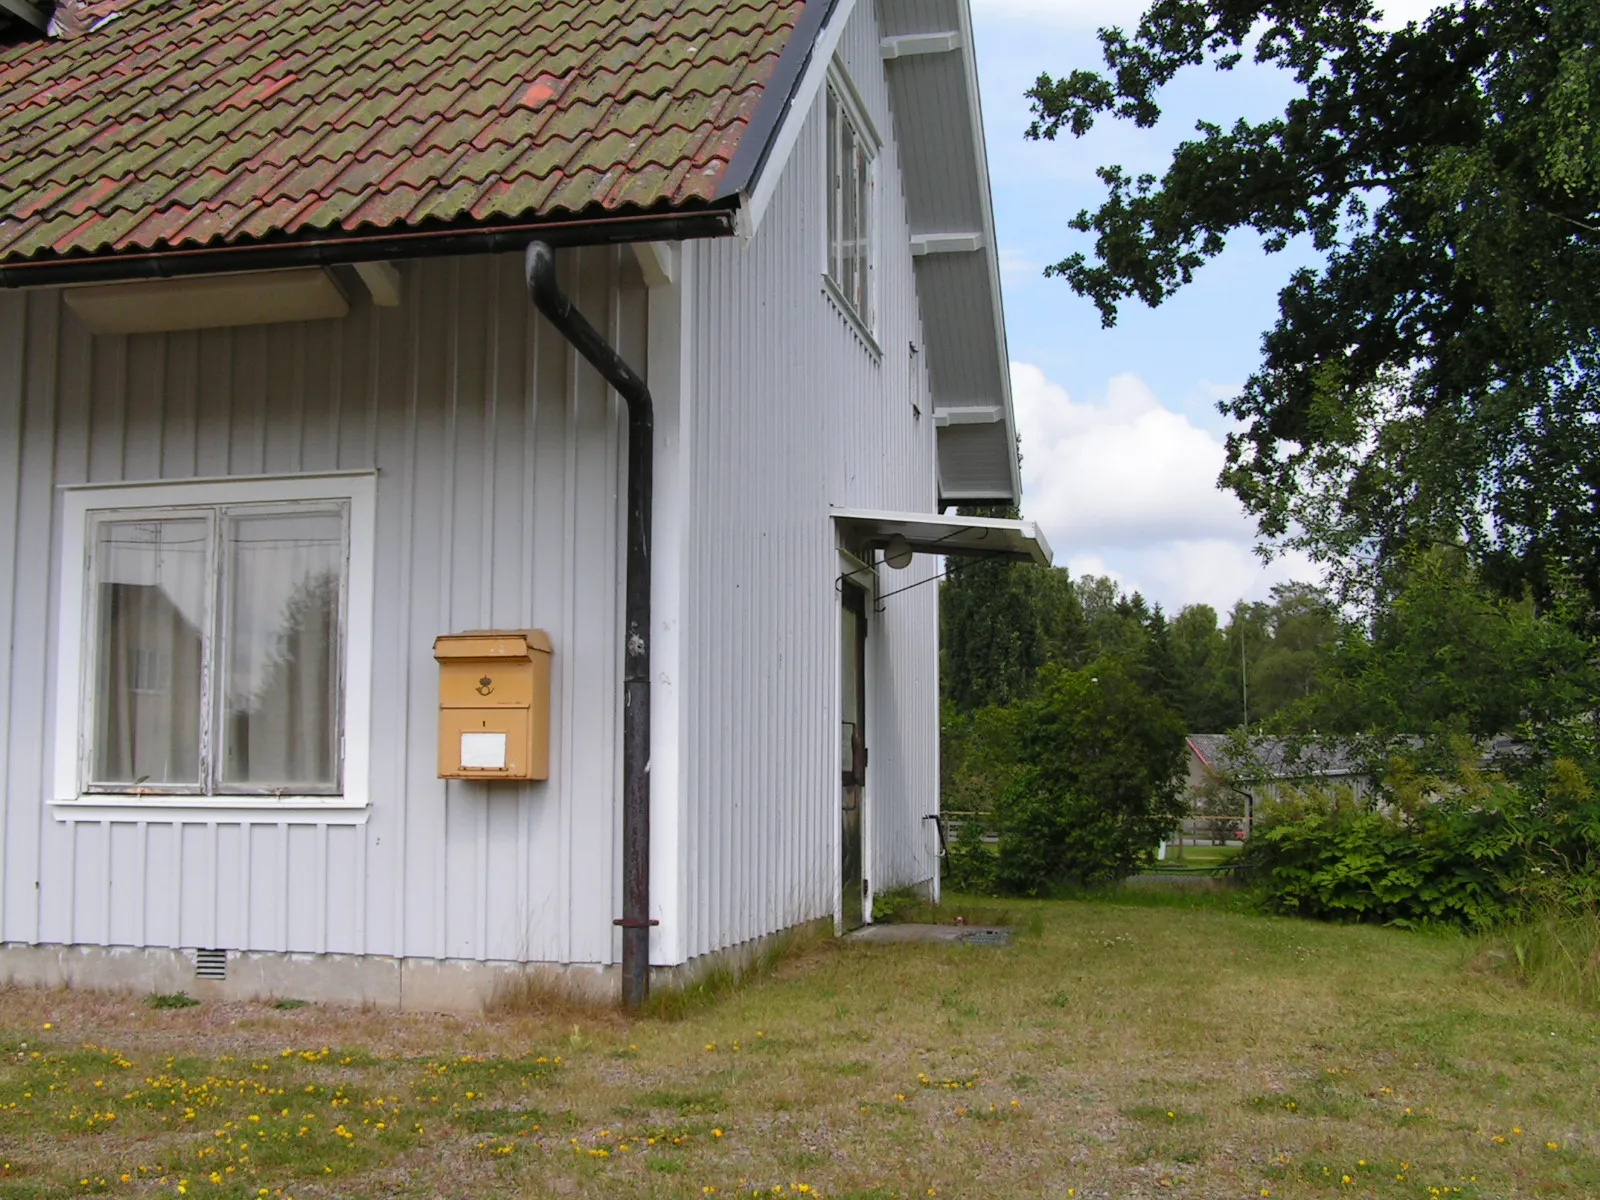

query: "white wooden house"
xmin=0 ymin=0 xmax=1048 ymax=1009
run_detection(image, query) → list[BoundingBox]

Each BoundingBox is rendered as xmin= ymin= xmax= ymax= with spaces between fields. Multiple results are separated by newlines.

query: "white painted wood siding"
xmin=0 ymin=249 xmax=640 ymax=968
xmin=676 ymin=0 xmax=942 ymax=960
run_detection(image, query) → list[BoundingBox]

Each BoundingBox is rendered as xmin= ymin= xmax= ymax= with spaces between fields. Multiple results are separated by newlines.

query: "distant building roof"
xmin=1186 ymin=734 xmax=1364 ymax=780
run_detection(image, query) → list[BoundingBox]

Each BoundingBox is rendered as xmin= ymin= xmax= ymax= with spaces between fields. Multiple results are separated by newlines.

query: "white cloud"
xmin=1013 ymin=362 xmax=1318 ymax=611
xmin=1015 ymin=365 xmax=1244 ymax=547
xmin=998 ymin=246 xmax=1047 ymax=288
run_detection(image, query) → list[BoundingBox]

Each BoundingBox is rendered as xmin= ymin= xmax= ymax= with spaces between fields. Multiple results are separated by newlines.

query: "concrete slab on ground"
xmin=848 ymin=924 xmax=1013 ymax=946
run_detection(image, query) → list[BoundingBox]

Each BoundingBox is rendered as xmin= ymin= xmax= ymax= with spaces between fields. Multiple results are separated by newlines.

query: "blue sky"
xmin=967 ymin=0 xmax=1434 ymax=614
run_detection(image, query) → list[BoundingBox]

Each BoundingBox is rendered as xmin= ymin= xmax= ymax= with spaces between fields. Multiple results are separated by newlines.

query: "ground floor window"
xmin=54 ymin=474 xmax=376 ymax=806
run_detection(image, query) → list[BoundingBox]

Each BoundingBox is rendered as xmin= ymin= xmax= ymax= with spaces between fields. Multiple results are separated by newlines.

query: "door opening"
xmin=840 ymin=580 xmax=868 ymax=930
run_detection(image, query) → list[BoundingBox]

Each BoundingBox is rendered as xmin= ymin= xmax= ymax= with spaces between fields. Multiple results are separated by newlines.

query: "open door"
xmin=840 ymin=580 xmax=868 ymax=930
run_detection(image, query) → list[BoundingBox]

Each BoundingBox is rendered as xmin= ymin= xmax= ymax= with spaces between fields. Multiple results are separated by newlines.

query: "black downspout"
xmin=524 ymin=241 xmax=653 ymax=1012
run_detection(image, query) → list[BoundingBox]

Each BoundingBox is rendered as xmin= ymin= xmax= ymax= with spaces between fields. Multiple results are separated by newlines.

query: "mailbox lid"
xmin=433 ymin=629 xmax=552 ymax=661
xmin=440 ymin=662 xmax=533 ymax=709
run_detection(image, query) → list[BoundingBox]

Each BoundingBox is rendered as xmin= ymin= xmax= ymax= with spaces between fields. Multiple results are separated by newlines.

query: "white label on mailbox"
xmin=460 ymin=732 xmax=508 ymax=770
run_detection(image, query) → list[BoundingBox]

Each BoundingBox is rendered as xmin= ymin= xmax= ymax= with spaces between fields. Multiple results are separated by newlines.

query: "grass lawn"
xmin=1156 ymin=843 xmax=1244 ymax=869
xmin=3 ymin=893 xmax=1598 ymax=1199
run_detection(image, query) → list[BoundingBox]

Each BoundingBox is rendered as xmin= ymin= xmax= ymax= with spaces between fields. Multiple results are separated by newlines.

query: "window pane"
xmin=855 ymin=140 xmax=872 ymax=318
xmin=840 ymin=117 xmax=859 ymax=308
xmin=220 ymin=509 xmax=344 ymax=790
xmin=827 ymin=88 xmax=841 ymax=282
xmin=91 ymin=518 xmax=209 ymax=785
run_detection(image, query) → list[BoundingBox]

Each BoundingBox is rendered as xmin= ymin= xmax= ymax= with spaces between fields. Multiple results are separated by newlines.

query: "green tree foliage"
xmin=1245 ymin=584 xmax=1341 ymax=724
xmin=1027 ymin=0 xmax=1600 ymax=603
xmin=940 ymin=559 xmax=1085 ymax=713
xmin=991 ymin=657 xmax=1188 ymax=894
xmin=1168 ymin=603 xmax=1237 ymax=731
xmin=1300 ymin=548 xmax=1600 ymax=764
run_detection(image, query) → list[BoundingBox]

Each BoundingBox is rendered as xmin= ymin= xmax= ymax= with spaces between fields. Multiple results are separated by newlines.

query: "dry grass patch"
xmin=3 ymin=894 xmax=1599 ymax=1199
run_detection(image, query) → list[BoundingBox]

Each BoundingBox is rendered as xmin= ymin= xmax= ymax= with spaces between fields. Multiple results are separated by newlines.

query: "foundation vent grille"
xmin=194 ymin=949 xmax=227 ymax=981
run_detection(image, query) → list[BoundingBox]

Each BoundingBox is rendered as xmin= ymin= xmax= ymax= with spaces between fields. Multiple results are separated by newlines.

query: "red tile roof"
xmin=0 ymin=0 xmax=806 ymax=266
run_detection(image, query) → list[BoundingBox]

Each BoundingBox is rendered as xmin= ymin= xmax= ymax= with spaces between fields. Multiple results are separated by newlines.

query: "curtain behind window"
xmin=220 ymin=510 xmax=342 ymax=790
xmin=91 ymin=519 xmax=208 ymax=785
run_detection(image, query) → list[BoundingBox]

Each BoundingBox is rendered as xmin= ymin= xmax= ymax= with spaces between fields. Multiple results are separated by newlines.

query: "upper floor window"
xmin=53 ymin=473 xmax=376 ymax=807
xmin=826 ymin=75 xmax=876 ymax=331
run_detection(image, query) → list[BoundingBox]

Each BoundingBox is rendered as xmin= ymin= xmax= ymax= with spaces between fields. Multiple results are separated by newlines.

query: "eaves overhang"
xmin=879 ymin=0 xmax=1021 ymax=508
xmin=0 ymin=204 xmax=739 ymax=290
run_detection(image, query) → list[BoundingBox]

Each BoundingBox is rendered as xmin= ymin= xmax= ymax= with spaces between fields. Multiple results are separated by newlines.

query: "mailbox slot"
xmin=434 ymin=630 xmax=551 ymax=781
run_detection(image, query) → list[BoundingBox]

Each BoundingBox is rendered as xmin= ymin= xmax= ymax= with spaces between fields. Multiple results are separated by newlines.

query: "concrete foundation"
xmin=0 ymin=921 xmax=830 ymax=1014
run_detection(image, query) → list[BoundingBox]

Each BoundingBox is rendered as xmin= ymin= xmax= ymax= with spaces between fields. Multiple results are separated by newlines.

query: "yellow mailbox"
xmin=433 ymin=630 xmax=552 ymax=781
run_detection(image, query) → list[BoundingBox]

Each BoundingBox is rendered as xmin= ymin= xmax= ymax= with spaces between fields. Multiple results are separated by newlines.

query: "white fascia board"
xmin=953 ymin=0 xmax=1022 ymax=505
xmin=932 ymin=405 xmax=1003 ymax=427
xmin=911 ymin=232 xmax=984 ymax=257
xmin=736 ymin=0 xmax=858 ymax=240
xmin=880 ymin=31 xmax=961 ymax=59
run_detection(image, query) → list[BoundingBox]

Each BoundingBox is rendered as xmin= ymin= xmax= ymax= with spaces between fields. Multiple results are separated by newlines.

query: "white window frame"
xmin=51 ymin=471 xmax=377 ymax=812
xmin=824 ymin=63 xmax=881 ymax=342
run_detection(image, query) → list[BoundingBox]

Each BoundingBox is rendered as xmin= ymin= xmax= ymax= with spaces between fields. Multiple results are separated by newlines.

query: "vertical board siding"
xmin=681 ymin=0 xmax=942 ymax=960
xmin=0 ymin=251 xmax=636 ymax=966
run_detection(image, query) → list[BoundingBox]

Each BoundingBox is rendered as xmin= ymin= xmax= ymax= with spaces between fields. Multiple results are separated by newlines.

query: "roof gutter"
xmin=0 ymin=207 xmax=735 ymax=289
xmin=524 ymin=240 xmax=655 ymax=1013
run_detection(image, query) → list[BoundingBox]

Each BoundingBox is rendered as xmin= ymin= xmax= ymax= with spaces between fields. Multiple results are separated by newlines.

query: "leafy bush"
xmin=1241 ymin=755 xmax=1600 ymax=929
xmin=870 ymin=887 xmax=928 ymax=924
xmin=941 ymin=814 xmax=996 ymax=895
xmin=990 ymin=657 xmax=1186 ymax=895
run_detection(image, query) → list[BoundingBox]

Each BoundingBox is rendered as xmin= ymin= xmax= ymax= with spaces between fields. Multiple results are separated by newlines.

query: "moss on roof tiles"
xmin=0 ymin=0 xmax=805 ymax=263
